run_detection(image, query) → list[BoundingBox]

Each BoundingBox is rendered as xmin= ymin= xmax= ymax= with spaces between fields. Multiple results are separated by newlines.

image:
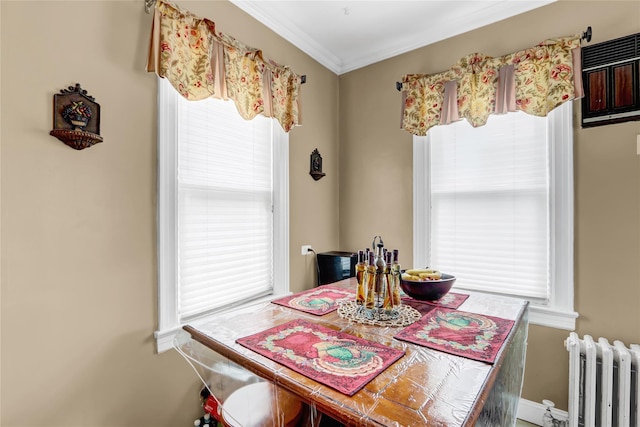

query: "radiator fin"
xmin=565 ymin=333 xmax=640 ymax=427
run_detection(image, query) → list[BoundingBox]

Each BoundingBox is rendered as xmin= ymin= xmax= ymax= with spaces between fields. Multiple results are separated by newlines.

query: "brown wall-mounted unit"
xmin=581 ymin=32 xmax=640 ymax=128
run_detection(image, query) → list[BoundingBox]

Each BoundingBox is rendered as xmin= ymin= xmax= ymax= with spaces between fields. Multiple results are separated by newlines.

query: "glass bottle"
xmin=383 ymin=251 xmax=394 ymax=310
xmin=364 ymin=254 xmax=376 ymax=309
xmin=373 ymin=240 xmax=387 ymax=308
xmin=355 ymin=250 xmax=366 ymax=305
xmin=391 ymin=249 xmax=402 ymax=306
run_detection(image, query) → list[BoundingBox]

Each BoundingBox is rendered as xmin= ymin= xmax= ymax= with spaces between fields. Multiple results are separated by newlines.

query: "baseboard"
xmin=517 ymin=398 xmax=569 ymax=426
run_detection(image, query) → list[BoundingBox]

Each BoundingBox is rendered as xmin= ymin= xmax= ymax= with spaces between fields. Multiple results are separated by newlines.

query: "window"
xmin=413 ymin=102 xmax=577 ymax=329
xmin=155 ymin=78 xmax=289 ymax=352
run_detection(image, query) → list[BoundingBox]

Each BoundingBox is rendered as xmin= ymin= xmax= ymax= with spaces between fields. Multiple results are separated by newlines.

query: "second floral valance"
xmin=400 ymin=35 xmax=583 ymax=136
xmin=146 ymin=0 xmax=303 ymax=132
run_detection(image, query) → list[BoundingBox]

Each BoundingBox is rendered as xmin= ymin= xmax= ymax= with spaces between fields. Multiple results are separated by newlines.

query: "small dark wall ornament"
xmin=50 ymin=83 xmax=103 ymax=150
xmin=309 ymin=148 xmax=326 ymax=181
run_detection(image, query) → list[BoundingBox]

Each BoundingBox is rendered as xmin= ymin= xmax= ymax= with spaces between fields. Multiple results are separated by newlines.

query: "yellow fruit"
xmin=419 ymin=271 xmax=442 ymax=280
xmin=406 ymin=268 xmax=436 ymax=276
xmin=404 ymin=269 xmax=442 ymax=281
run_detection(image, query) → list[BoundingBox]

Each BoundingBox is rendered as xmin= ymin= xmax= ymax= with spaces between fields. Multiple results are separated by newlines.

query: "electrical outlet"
xmin=301 ymin=245 xmax=312 ymax=255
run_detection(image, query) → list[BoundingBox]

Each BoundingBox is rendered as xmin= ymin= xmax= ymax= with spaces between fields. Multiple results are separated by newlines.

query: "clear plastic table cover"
xmin=177 ymin=278 xmax=529 ymax=427
xmin=174 ymin=332 xmax=316 ymax=427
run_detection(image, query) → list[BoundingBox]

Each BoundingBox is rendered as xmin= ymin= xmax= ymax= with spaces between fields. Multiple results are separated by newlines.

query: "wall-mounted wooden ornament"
xmin=50 ymin=83 xmax=103 ymax=150
xmin=309 ymin=148 xmax=326 ymax=181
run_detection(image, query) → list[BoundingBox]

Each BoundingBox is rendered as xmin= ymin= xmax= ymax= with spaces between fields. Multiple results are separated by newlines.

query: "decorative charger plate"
xmin=338 ymin=301 xmax=423 ymax=327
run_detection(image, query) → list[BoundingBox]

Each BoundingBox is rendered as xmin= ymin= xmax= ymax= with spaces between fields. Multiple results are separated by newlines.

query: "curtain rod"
xmin=144 ymin=0 xmax=307 ymax=85
xmin=395 ymin=26 xmax=593 ymax=91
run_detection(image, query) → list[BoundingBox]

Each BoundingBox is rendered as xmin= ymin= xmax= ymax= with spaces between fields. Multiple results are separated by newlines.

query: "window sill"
xmin=154 ymin=292 xmax=292 ymax=353
xmin=528 ymin=304 xmax=578 ymax=330
xmin=454 ymin=286 xmax=578 ymax=331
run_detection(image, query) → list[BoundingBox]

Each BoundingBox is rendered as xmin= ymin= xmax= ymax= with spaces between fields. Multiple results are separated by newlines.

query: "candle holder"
xmin=338 ymin=236 xmax=421 ymax=326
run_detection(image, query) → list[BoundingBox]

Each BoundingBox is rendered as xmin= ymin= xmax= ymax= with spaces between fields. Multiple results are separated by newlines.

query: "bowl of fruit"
xmin=399 ymin=268 xmax=456 ymax=301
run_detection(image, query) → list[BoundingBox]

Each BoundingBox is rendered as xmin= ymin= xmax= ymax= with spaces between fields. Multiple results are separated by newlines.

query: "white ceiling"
xmin=230 ymin=0 xmax=556 ymax=75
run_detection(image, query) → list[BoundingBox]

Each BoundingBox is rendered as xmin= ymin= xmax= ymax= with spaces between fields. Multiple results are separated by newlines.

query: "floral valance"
xmin=146 ymin=0 xmax=303 ymax=132
xmin=400 ymin=35 xmax=584 ymax=135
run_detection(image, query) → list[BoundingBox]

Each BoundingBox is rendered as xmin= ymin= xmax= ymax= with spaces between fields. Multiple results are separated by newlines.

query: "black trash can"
xmin=316 ymin=251 xmax=357 ymax=285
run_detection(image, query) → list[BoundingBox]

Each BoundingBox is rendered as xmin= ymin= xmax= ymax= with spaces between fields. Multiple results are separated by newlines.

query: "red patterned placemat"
xmin=271 ymin=286 xmax=355 ymax=315
xmin=236 ymin=319 xmax=405 ymax=396
xmin=393 ymin=307 xmax=514 ymax=364
xmin=401 ymin=292 xmax=469 ymax=309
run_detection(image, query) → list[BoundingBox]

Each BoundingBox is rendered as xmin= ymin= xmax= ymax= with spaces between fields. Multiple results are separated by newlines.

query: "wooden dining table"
xmin=183 ymin=278 xmax=529 ymax=427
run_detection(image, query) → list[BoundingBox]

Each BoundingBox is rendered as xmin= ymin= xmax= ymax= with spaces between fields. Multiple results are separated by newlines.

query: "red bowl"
xmin=399 ymin=271 xmax=456 ymax=301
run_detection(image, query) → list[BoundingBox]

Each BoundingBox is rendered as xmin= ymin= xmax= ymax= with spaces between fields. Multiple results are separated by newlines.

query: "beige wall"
xmin=0 ymin=1 xmax=338 ymax=426
xmin=339 ymin=0 xmax=640 ymax=410
xmin=2 ymin=0 xmax=640 ymax=426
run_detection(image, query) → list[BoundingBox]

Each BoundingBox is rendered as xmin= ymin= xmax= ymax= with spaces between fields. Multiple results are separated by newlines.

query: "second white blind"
xmin=428 ymin=111 xmax=549 ymax=300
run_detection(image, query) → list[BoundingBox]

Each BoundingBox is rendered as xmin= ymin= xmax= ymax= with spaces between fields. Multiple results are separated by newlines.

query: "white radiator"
xmin=565 ymin=332 xmax=640 ymax=427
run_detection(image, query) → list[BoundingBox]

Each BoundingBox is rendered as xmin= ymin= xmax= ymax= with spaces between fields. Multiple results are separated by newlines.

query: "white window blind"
xmin=156 ymin=77 xmax=290 ymax=352
xmin=427 ymin=111 xmax=550 ymax=301
xmin=414 ymin=102 xmax=576 ymax=329
xmin=177 ymin=97 xmax=275 ymax=318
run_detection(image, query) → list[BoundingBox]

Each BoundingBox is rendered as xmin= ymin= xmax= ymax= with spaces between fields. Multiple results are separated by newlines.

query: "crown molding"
xmin=230 ymin=0 xmax=344 ymax=74
xmin=230 ymin=0 xmax=556 ymax=75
